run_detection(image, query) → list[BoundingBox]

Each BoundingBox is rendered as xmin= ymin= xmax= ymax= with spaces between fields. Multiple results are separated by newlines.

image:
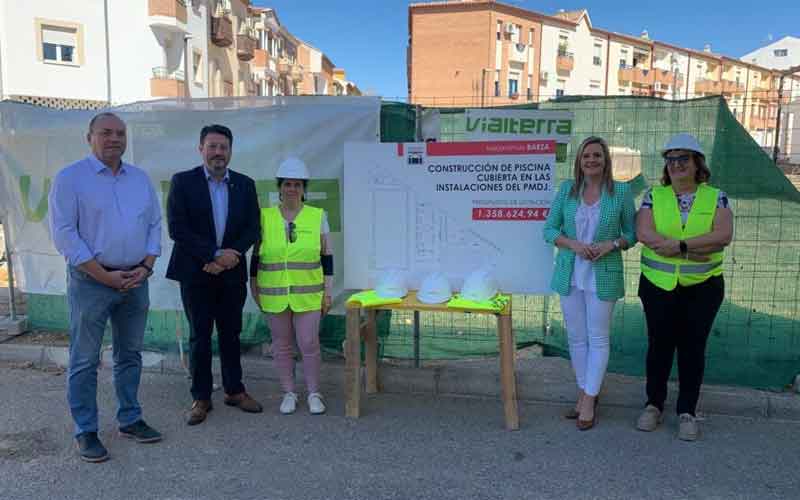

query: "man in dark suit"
xmin=166 ymin=124 xmax=262 ymax=425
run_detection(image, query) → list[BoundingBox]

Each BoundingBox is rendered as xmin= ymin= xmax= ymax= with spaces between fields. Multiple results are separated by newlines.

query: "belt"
xmin=100 ymin=265 xmax=137 ymax=272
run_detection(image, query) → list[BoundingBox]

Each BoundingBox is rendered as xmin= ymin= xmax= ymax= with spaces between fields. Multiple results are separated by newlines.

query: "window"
xmin=496 ymin=21 xmax=502 ymax=41
xmin=40 ymin=23 xmax=78 ymax=64
xmin=193 ymin=51 xmax=203 ymax=85
xmin=774 ymin=49 xmax=788 ymax=57
xmin=511 ymin=24 xmax=521 ymax=44
xmin=555 ymin=89 xmax=564 ymax=98
xmin=508 ymin=78 xmax=518 ymax=96
xmin=619 ymin=49 xmax=628 ymax=68
xmin=556 ymin=79 xmax=566 ymax=98
xmin=528 ymin=28 xmax=535 ymax=46
xmin=494 ymin=80 xmax=500 ymax=97
xmin=593 ymin=43 xmax=602 ymax=66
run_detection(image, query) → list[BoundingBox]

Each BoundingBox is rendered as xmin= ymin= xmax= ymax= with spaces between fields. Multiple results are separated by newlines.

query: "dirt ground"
xmin=3 ymin=329 xmax=70 ymax=346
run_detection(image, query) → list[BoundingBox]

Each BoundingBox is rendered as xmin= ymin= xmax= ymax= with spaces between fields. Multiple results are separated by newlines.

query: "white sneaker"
xmin=636 ymin=404 xmax=663 ymax=432
xmin=678 ymin=413 xmax=699 ymax=441
xmin=308 ymin=392 xmax=326 ymax=415
xmin=279 ymin=392 xmax=297 ymax=415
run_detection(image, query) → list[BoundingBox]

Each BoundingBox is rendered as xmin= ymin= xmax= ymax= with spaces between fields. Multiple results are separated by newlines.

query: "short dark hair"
xmin=200 ymin=124 xmax=233 ymax=147
xmin=661 ymin=151 xmax=711 ymax=186
xmin=276 ymin=178 xmax=309 ymax=190
xmin=88 ymin=112 xmax=123 ymax=134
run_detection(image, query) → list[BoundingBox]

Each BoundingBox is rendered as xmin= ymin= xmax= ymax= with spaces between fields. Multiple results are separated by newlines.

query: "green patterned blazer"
xmin=543 ymin=180 xmax=637 ymax=300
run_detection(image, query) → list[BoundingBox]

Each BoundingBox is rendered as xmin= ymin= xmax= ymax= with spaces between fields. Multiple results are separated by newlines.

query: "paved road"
xmin=1 ymin=363 xmax=798 ymax=500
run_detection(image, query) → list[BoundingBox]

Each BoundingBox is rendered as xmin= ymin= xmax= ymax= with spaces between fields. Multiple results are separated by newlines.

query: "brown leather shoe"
xmin=224 ymin=392 xmax=263 ymax=413
xmin=577 ymin=396 xmax=599 ymax=431
xmin=186 ymin=400 xmax=213 ymax=426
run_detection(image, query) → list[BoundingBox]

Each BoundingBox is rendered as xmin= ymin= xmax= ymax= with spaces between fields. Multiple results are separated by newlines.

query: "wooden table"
xmin=344 ymin=291 xmax=519 ymax=430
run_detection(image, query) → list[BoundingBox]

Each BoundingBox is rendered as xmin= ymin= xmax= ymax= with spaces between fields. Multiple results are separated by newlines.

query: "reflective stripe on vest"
xmin=640 ymin=256 xmax=722 ymax=275
xmin=256 ymin=205 xmax=323 ymax=313
xmin=258 ymin=262 xmax=321 ymax=272
xmin=640 ymin=183 xmax=724 ymax=291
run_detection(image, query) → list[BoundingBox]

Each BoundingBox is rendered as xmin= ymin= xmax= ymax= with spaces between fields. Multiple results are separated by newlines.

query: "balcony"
xmin=237 ymin=34 xmax=256 ymax=61
xmin=253 ymin=48 xmax=269 ymax=68
xmin=721 ymin=79 xmax=745 ymax=95
xmin=290 ymin=64 xmax=303 ymax=82
xmin=694 ymin=79 xmax=722 ymax=94
xmin=749 ymin=116 xmax=774 ymax=130
xmin=509 ymin=43 xmax=527 ymax=64
xmin=653 ymin=69 xmax=684 ymax=88
xmin=211 ymin=15 xmax=233 ymax=47
xmin=150 ymin=67 xmax=186 ymax=98
xmin=148 ymin=0 xmax=187 ymax=31
xmin=556 ymin=50 xmax=574 ymax=72
xmin=618 ymin=66 xmax=653 ymax=86
xmin=277 ymin=57 xmax=291 ymax=75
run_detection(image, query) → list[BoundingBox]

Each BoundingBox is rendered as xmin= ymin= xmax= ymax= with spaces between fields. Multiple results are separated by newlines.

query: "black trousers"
xmin=638 ymin=274 xmax=724 ymax=416
xmin=180 ymin=280 xmax=247 ymax=401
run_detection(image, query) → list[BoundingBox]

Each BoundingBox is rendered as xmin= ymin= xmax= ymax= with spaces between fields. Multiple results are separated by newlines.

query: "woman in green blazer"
xmin=543 ymin=136 xmax=637 ymax=430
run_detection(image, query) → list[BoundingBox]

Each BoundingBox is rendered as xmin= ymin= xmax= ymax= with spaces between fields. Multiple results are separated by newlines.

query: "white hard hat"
xmin=375 ymin=269 xmax=408 ymax=299
xmin=417 ymin=272 xmax=452 ymax=304
xmin=460 ymin=269 xmax=498 ymax=303
xmin=276 ymin=157 xmax=310 ymax=180
xmin=662 ymin=133 xmax=705 ymax=158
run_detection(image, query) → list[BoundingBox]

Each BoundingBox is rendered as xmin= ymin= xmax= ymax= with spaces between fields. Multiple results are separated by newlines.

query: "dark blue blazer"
xmin=165 ymin=166 xmax=259 ymax=284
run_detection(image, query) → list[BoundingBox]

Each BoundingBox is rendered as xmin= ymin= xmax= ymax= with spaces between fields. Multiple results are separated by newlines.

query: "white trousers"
xmin=560 ymin=287 xmax=616 ymax=396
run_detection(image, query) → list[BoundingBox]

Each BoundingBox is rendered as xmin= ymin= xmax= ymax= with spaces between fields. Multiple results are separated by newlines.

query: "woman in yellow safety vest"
xmin=635 ymin=133 xmax=733 ymax=441
xmin=249 ymin=157 xmax=333 ymax=415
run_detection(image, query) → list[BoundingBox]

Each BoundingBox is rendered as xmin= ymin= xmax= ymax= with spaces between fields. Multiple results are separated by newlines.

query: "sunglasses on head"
xmin=665 ymin=155 xmax=691 ymax=167
xmin=288 ymin=222 xmax=297 ymax=243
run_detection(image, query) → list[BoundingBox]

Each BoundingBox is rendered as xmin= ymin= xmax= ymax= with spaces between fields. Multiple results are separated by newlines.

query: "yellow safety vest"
xmin=256 ymin=205 xmax=324 ymax=313
xmin=641 ymin=183 xmax=724 ymax=291
xmin=446 ymin=294 xmax=510 ymax=313
xmin=346 ymin=290 xmax=404 ymax=308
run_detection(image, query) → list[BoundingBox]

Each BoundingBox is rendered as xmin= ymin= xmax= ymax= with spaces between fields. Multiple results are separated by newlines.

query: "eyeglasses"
xmin=288 ymin=222 xmax=297 ymax=243
xmin=665 ymin=155 xmax=691 ymax=167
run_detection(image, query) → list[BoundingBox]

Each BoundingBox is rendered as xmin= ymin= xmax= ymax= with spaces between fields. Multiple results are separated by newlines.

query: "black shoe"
xmin=119 ymin=420 xmax=162 ymax=443
xmin=76 ymin=432 xmax=109 ymax=463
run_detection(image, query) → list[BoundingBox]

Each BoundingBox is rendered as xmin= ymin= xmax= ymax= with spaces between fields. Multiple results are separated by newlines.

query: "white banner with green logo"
xmin=464 ymin=109 xmax=574 ymax=162
xmin=0 ymin=97 xmax=381 ymax=312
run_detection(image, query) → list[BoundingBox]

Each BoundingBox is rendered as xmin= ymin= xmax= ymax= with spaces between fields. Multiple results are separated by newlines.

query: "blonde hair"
xmin=569 ymin=136 xmax=615 ymax=198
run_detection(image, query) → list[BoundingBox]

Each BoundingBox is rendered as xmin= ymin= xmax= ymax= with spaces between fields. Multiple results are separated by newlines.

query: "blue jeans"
xmin=67 ymin=267 xmax=149 ymax=436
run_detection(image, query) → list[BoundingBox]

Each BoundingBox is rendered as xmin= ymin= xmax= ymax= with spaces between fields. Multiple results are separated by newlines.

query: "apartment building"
xmin=0 ymin=0 xmax=359 ymax=108
xmin=408 ymin=1 xmax=800 ymax=147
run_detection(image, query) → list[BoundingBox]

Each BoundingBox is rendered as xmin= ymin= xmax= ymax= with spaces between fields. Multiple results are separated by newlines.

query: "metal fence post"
xmin=2 ymin=218 xmax=17 ymax=320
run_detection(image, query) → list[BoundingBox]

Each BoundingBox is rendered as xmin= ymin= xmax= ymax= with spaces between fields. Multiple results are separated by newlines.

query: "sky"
xmin=252 ymin=0 xmax=800 ymax=100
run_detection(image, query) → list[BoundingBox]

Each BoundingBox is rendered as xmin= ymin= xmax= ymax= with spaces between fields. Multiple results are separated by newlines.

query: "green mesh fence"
xmin=23 ymin=96 xmax=800 ymax=389
xmin=375 ymin=96 xmax=800 ymax=389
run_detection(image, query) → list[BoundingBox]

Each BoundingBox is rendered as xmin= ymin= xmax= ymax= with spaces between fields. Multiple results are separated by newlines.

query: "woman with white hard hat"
xmin=249 ymin=157 xmax=333 ymax=415
xmin=543 ymin=136 xmax=637 ymax=431
xmin=635 ymin=133 xmax=733 ymax=441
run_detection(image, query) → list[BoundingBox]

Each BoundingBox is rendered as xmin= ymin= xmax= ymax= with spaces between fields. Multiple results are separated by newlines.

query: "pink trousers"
xmin=267 ymin=309 xmax=322 ymax=393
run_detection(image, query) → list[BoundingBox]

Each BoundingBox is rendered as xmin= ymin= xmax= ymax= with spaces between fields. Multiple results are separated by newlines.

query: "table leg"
xmin=365 ymin=309 xmax=379 ymax=394
xmin=413 ymin=310 xmax=420 ymax=368
xmin=345 ymin=307 xmax=362 ymax=418
xmin=498 ymin=314 xmax=519 ymax=430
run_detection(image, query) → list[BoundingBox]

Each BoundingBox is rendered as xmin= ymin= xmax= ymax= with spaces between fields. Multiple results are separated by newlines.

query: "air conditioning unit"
xmin=505 ymin=23 xmax=516 ymax=34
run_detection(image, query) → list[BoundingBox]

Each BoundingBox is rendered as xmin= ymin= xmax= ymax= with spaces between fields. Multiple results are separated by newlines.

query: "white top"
xmin=571 ymin=198 xmax=601 ymax=292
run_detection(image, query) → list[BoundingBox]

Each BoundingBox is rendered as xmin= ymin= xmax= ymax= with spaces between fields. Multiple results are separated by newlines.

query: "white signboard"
xmin=343 ymin=140 xmax=556 ymax=294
